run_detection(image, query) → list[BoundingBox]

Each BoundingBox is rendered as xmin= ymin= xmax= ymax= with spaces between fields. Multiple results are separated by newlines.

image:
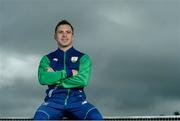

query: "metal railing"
xmin=0 ymin=116 xmax=180 ymax=120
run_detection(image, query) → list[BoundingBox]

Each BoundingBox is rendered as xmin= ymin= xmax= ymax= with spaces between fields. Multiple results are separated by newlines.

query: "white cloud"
xmin=0 ymin=50 xmax=40 ymax=87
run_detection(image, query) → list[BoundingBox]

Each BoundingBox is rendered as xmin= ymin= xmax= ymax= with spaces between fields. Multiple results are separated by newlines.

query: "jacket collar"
xmin=57 ymin=46 xmax=74 ymax=54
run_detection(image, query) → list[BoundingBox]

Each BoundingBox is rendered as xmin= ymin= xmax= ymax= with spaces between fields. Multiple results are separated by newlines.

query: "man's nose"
xmin=62 ymin=33 xmax=67 ymax=37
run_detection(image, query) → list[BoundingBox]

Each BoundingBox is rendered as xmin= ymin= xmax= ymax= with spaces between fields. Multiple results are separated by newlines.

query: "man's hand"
xmin=72 ymin=69 xmax=78 ymax=76
xmin=46 ymin=67 xmax=54 ymax=72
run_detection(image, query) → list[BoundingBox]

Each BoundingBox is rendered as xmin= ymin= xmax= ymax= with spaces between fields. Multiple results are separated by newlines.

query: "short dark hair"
xmin=55 ymin=20 xmax=74 ymax=34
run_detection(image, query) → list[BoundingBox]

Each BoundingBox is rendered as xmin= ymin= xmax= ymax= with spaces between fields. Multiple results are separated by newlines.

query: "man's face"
xmin=55 ymin=24 xmax=73 ymax=48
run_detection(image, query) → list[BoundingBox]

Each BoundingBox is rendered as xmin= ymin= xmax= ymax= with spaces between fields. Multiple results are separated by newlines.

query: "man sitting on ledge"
xmin=33 ymin=20 xmax=103 ymax=120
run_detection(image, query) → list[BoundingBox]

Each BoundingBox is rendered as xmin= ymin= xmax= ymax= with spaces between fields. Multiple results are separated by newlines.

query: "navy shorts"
xmin=34 ymin=87 xmax=103 ymax=120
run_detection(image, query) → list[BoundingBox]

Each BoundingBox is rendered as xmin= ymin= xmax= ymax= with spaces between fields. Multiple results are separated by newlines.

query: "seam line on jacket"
xmin=37 ymin=110 xmax=50 ymax=119
xmin=84 ymin=107 xmax=96 ymax=119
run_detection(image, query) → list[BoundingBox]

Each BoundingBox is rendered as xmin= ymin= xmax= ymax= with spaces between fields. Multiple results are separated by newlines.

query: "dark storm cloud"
xmin=0 ymin=0 xmax=180 ymax=117
xmin=0 ymin=78 xmax=45 ymax=117
xmin=0 ymin=0 xmax=106 ymax=54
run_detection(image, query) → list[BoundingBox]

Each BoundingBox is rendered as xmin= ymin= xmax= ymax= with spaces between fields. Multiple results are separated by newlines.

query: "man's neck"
xmin=58 ymin=45 xmax=73 ymax=52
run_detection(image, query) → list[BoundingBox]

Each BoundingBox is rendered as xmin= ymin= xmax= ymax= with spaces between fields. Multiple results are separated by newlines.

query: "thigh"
xmin=34 ymin=104 xmax=64 ymax=120
xmin=69 ymin=102 xmax=103 ymax=120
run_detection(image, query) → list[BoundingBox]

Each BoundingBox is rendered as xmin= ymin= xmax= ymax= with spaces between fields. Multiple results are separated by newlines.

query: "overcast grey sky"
xmin=0 ymin=0 xmax=180 ymax=117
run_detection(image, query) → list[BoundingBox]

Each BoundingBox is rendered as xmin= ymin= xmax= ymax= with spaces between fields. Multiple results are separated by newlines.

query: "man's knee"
xmin=85 ymin=108 xmax=103 ymax=120
xmin=34 ymin=110 xmax=49 ymax=120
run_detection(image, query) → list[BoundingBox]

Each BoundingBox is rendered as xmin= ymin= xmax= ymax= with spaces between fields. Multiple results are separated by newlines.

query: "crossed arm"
xmin=38 ymin=55 xmax=92 ymax=88
xmin=46 ymin=67 xmax=78 ymax=76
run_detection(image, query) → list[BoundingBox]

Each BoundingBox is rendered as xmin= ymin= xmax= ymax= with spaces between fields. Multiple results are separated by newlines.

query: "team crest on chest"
xmin=71 ymin=56 xmax=78 ymax=63
xmin=53 ymin=58 xmax=58 ymax=61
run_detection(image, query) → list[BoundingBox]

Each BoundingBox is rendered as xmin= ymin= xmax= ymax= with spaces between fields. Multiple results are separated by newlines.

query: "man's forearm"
xmin=38 ymin=68 xmax=67 ymax=85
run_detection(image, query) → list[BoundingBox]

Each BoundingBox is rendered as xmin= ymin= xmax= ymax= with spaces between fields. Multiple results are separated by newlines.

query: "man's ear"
xmin=72 ymin=35 xmax=74 ymax=41
xmin=54 ymin=33 xmax=57 ymax=40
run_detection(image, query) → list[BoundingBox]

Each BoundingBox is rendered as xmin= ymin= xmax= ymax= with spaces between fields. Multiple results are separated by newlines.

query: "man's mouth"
xmin=61 ymin=39 xmax=68 ymax=42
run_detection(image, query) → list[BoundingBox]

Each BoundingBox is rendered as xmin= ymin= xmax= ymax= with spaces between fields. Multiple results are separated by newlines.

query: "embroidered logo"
xmin=53 ymin=58 xmax=58 ymax=61
xmin=82 ymin=100 xmax=87 ymax=105
xmin=71 ymin=56 xmax=78 ymax=63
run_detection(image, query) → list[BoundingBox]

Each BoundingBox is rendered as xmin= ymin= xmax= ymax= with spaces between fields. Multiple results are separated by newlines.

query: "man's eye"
xmin=67 ymin=31 xmax=72 ymax=34
xmin=58 ymin=31 xmax=63 ymax=34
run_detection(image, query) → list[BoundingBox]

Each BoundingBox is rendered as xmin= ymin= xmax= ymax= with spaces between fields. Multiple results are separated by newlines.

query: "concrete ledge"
xmin=0 ymin=116 xmax=180 ymax=120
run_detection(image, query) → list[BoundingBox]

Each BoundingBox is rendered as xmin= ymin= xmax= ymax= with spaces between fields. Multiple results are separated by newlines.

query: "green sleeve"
xmin=38 ymin=56 xmax=67 ymax=85
xmin=60 ymin=54 xmax=92 ymax=88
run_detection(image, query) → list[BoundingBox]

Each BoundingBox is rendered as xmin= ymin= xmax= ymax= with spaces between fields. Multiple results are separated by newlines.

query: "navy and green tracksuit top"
xmin=38 ymin=47 xmax=92 ymax=89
